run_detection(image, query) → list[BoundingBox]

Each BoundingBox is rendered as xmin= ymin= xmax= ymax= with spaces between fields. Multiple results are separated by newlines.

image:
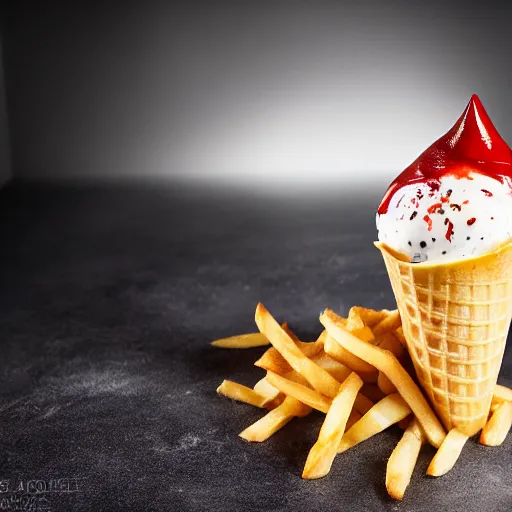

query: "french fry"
xmin=372 ymin=309 xmax=401 ymax=335
xmin=211 ymin=333 xmax=270 ymax=349
xmin=266 ymin=397 xmax=285 ymax=409
xmin=347 ymin=309 xmax=364 ymax=330
xmin=253 ymin=377 xmax=283 ymax=406
xmin=312 ymin=351 xmax=352 ymax=383
xmin=253 ymin=321 xmax=300 ymax=375
xmin=351 ymin=325 xmax=375 ymax=343
xmin=494 ymin=384 xmax=512 ymax=402
xmin=321 ymin=309 xmax=446 ymax=448
xmin=285 ymin=371 xmax=311 ymax=386
xmin=490 ymin=399 xmax=501 ymax=414
xmin=256 ymin=304 xmax=341 ymax=398
xmin=490 ymin=384 xmax=512 ymax=412
xmin=239 ymin=396 xmax=311 ymax=442
xmin=215 ymin=302 xmax=512 ymax=498
xmin=303 ymin=373 xmax=363 ymax=479
xmin=394 ymin=327 xmax=407 ymax=346
xmin=266 ymin=371 xmax=331 ymax=413
xmin=324 ymin=334 xmax=378 ymax=382
xmin=349 ymin=307 xmax=388 ymax=327
xmin=254 ymin=334 xmax=325 ymax=376
xmin=347 ymin=309 xmax=375 ymax=342
xmin=294 ymin=338 xmax=326 ymax=356
xmin=316 ymin=330 xmax=328 ymax=345
xmin=217 ymin=380 xmax=269 ymax=408
xmin=375 ymin=332 xmax=405 ymax=359
xmin=255 ymin=347 xmax=294 ymax=375
xmin=426 ymin=428 xmax=469 ymax=477
xmin=281 ymin=322 xmax=301 ymax=343
xmin=378 ymin=371 xmax=397 ymax=395
xmin=266 ymin=371 xmax=372 ymax=417
xmin=479 ymin=401 xmax=512 ymax=446
xmin=386 ymin=419 xmax=426 ymax=500
xmin=338 ymin=393 xmax=412 ymax=453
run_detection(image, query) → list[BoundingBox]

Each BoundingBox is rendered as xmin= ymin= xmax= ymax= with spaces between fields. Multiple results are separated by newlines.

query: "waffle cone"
xmin=376 ymin=241 xmax=512 ymax=436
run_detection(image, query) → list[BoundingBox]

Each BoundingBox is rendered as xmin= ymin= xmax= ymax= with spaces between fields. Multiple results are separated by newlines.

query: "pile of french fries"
xmin=213 ymin=303 xmax=512 ymax=500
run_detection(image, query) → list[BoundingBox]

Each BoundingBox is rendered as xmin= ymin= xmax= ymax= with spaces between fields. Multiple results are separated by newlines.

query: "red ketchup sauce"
xmin=378 ymin=95 xmax=512 ymax=214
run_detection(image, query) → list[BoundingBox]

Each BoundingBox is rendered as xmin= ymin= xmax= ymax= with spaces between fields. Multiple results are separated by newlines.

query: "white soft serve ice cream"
xmin=376 ymin=95 xmax=512 ymax=264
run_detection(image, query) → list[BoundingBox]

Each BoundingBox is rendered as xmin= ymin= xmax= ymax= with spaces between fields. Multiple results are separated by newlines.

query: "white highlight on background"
xmin=162 ymin=44 xmax=477 ymax=193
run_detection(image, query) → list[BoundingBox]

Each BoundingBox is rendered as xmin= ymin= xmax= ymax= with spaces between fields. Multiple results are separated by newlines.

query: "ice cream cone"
xmin=375 ymin=240 xmax=512 ymax=436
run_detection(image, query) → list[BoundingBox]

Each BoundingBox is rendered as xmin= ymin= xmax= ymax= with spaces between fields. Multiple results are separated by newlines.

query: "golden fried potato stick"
xmin=347 ymin=308 xmax=365 ymax=330
xmin=490 ymin=384 xmax=512 ymax=412
xmin=480 ymin=401 xmax=512 ymax=446
xmin=285 ymin=371 xmax=311 ymax=386
xmin=303 ymin=373 xmax=363 ymax=479
xmin=254 ymin=333 xmax=325 ymax=376
xmin=375 ymin=333 xmax=405 ymax=359
xmin=352 ymin=325 xmax=375 ymax=343
xmin=239 ymin=396 xmax=312 ymax=442
xmin=211 ymin=333 xmax=270 ymax=349
xmin=338 ymin=393 xmax=412 ymax=453
xmin=256 ymin=304 xmax=341 ymax=398
xmin=255 ymin=347 xmax=295 ymax=375
xmin=253 ymin=377 xmax=283 ymax=406
xmin=266 ymin=371 xmax=372 ymax=416
xmin=378 ymin=371 xmax=397 ymax=395
xmin=394 ymin=327 xmax=407 ymax=347
xmin=266 ymin=371 xmax=331 ymax=413
xmin=372 ymin=309 xmax=401 ymax=335
xmin=347 ymin=309 xmax=375 ymax=342
xmin=349 ymin=307 xmax=388 ymax=328
xmin=281 ymin=322 xmax=301 ymax=343
xmin=311 ymin=351 xmax=352 ymax=383
xmin=494 ymin=384 xmax=512 ymax=402
xmin=217 ymin=380 xmax=269 ymax=408
xmin=386 ymin=419 xmax=426 ymax=500
xmin=254 ymin=347 xmax=293 ymax=375
xmin=426 ymin=428 xmax=469 ymax=476
xmin=321 ymin=309 xmax=446 ymax=448
xmin=324 ymin=334 xmax=378 ymax=382
xmin=490 ymin=400 xmax=501 ymax=414
xmin=266 ymin=397 xmax=285 ymax=409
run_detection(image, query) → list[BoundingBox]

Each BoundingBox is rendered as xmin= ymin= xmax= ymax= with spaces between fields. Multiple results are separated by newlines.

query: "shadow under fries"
xmin=192 ymin=332 xmax=333 ymax=473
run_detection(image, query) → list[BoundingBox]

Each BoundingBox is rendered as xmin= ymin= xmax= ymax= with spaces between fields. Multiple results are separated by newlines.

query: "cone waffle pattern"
xmin=378 ymin=242 xmax=512 ymax=436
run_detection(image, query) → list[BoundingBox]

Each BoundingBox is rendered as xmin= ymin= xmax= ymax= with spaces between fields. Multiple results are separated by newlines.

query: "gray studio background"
xmin=0 ymin=35 xmax=9 ymax=187
xmin=0 ymin=1 xmax=511 ymax=193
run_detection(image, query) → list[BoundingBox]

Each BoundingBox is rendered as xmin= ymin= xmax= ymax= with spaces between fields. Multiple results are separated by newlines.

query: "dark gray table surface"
xmin=0 ymin=183 xmax=510 ymax=512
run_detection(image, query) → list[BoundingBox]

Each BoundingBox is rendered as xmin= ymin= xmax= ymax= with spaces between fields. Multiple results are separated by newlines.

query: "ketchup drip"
xmin=378 ymin=95 xmax=512 ymax=214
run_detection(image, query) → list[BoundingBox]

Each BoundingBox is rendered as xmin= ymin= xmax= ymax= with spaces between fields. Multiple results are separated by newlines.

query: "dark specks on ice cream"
xmin=376 ymin=173 xmax=512 ymax=262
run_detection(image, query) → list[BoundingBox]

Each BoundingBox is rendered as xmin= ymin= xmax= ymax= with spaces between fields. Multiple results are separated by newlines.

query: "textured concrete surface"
xmin=0 ymin=183 xmax=510 ymax=511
